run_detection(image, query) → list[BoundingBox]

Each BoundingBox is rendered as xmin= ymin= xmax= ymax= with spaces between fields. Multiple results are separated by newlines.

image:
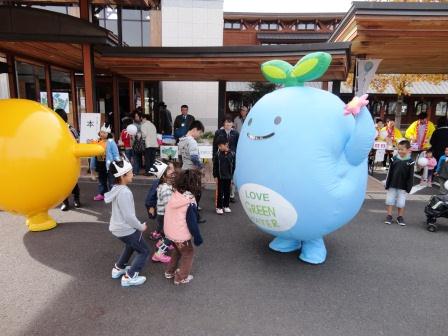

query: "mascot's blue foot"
xmin=269 ymin=237 xmax=301 ymax=252
xmin=299 ymin=238 xmax=327 ymax=264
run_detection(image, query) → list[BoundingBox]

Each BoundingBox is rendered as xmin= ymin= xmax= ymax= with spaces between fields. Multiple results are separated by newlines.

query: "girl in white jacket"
xmin=104 ymin=159 xmax=149 ymax=287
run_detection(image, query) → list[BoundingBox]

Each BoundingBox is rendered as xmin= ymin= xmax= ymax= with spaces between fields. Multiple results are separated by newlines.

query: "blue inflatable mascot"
xmin=235 ymin=52 xmax=375 ymax=264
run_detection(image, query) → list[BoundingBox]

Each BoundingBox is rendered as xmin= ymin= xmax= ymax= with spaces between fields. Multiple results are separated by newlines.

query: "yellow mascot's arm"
xmin=73 ymin=144 xmax=105 ymax=158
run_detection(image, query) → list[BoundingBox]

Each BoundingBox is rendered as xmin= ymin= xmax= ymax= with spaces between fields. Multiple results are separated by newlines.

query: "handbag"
xmin=132 ymin=132 xmax=145 ymax=153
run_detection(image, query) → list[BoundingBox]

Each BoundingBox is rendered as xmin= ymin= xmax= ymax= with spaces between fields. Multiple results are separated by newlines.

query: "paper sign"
xmin=80 ymin=113 xmax=101 ymax=144
xmin=160 ymin=146 xmax=178 ymax=159
xmin=198 ymin=145 xmax=213 ymax=159
xmin=373 ymin=141 xmax=387 ymax=150
xmin=374 ymin=149 xmax=386 ymax=163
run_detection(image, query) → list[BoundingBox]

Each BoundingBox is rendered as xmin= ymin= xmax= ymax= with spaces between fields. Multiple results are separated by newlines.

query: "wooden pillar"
xmin=117 ymin=5 xmax=123 ymax=46
xmin=45 ymin=65 xmax=53 ymax=109
xmin=322 ymin=81 xmax=329 ymax=91
xmin=79 ymin=0 xmax=90 ymax=22
xmin=71 ymin=71 xmax=79 ymax=130
xmin=140 ymin=80 xmax=145 ymax=114
xmin=112 ymin=75 xmax=120 ymax=139
xmin=218 ymin=80 xmax=227 ymax=128
xmin=332 ymin=80 xmax=341 ymax=97
xmin=7 ymin=54 xmax=17 ymax=98
xmin=82 ymin=43 xmax=96 ymax=113
xmin=129 ymin=79 xmax=134 ymax=112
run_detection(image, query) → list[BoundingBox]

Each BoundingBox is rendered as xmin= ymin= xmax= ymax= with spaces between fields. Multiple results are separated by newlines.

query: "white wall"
xmin=161 ymin=0 xmax=223 ymax=131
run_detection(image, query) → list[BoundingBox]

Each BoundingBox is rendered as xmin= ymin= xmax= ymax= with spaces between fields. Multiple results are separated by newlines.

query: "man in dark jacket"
xmin=213 ymin=136 xmax=236 ymax=214
xmin=173 ymin=104 xmax=195 ymax=141
xmin=213 ymin=117 xmax=239 ymax=155
xmin=384 ymin=140 xmax=415 ymax=226
xmin=430 ymin=117 xmax=448 ymax=161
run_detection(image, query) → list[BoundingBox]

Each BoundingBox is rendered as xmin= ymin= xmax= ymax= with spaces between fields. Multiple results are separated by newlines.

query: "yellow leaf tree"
xmin=345 ymin=73 xmax=448 ymax=128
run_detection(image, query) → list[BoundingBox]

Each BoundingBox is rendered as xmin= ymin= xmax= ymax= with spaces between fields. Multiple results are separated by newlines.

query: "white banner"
xmin=198 ymin=145 xmax=213 ymax=159
xmin=160 ymin=146 xmax=178 ymax=159
xmin=355 ymin=59 xmax=382 ymax=96
xmin=80 ymin=113 xmax=101 ymax=144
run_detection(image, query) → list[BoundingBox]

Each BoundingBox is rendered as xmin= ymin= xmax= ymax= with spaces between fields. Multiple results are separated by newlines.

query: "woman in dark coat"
xmin=430 ymin=117 xmax=448 ymax=161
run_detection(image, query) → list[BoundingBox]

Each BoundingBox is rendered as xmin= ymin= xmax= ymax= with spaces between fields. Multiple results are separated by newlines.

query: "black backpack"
xmin=133 ymin=132 xmax=145 ymax=153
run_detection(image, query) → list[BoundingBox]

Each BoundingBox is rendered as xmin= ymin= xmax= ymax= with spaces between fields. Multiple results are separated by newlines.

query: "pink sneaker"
xmin=149 ymin=231 xmax=162 ymax=240
xmin=93 ymin=194 xmax=104 ymax=201
xmin=152 ymin=252 xmax=171 ymax=263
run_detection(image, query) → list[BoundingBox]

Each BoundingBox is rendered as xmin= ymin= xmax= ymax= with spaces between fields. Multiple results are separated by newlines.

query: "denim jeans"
xmin=133 ymin=152 xmax=143 ymax=175
xmin=116 ymin=230 xmax=150 ymax=277
xmin=124 ymin=148 xmax=133 ymax=164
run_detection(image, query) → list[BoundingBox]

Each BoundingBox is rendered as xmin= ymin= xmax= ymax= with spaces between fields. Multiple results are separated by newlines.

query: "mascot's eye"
xmin=248 ymin=118 xmax=253 ymax=126
xmin=274 ymin=116 xmax=282 ymax=125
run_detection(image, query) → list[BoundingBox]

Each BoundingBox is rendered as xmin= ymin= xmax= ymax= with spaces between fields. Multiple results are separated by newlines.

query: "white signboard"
xmin=160 ymin=146 xmax=178 ymax=159
xmin=375 ymin=149 xmax=386 ymax=163
xmin=80 ymin=113 xmax=101 ymax=144
xmin=373 ymin=141 xmax=387 ymax=150
xmin=198 ymin=145 xmax=213 ymax=159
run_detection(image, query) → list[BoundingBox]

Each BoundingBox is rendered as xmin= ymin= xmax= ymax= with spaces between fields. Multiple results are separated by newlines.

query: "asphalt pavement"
xmin=1 ymin=180 xmax=447 ymax=336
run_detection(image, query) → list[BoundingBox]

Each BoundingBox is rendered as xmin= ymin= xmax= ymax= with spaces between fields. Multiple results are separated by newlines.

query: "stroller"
xmin=424 ymin=194 xmax=448 ymax=232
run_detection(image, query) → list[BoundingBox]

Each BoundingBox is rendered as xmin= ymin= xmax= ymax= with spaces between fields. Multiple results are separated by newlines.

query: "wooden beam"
xmin=79 ymin=0 xmax=90 ymax=22
xmin=112 ymin=75 xmax=120 ymax=139
xmin=129 ymin=79 xmax=134 ymax=112
xmin=140 ymin=80 xmax=144 ymax=114
xmin=82 ymin=43 xmax=96 ymax=113
xmin=71 ymin=71 xmax=79 ymax=130
xmin=6 ymin=54 xmax=17 ymax=98
xmin=45 ymin=64 xmax=53 ymax=109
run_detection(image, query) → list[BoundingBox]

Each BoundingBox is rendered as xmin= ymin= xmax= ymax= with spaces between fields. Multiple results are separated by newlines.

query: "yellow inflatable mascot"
xmin=0 ymin=99 xmax=104 ymax=231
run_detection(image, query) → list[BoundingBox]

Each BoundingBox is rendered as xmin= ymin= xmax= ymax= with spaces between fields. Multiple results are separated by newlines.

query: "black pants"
xmin=216 ymin=178 xmax=231 ymax=209
xmin=144 ymin=147 xmax=157 ymax=173
xmin=63 ymin=183 xmax=80 ymax=205
xmin=96 ymin=161 xmax=109 ymax=195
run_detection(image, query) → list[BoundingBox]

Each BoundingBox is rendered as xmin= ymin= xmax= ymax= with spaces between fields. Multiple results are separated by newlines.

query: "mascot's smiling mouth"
xmin=247 ymin=132 xmax=275 ymax=140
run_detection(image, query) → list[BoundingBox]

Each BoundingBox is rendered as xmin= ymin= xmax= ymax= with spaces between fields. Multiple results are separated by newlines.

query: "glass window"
xmin=106 ymin=19 xmax=118 ymax=36
xmin=142 ymin=21 xmax=150 ymax=46
xmin=306 ymin=23 xmax=315 ymax=30
xmin=435 ymin=101 xmax=448 ymax=116
xmin=224 ymin=21 xmax=232 ymax=29
xmin=105 ymin=6 xmax=118 ymax=20
xmin=297 ymin=22 xmax=306 ymax=30
xmin=32 ymin=5 xmax=68 ymax=14
xmin=51 ymin=69 xmax=72 ymax=116
xmin=232 ymin=22 xmax=241 ymax=29
xmin=122 ymin=9 xmax=141 ymax=20
xmin=415 ymin=101 xmax=428 ymax=115
xmin=16 ymin=61 xmax=46 ymax=103
xmin=123 ymin=21 xmax=142 ymax=46
xmin=260 ymin=22 xmax=269 ymax=30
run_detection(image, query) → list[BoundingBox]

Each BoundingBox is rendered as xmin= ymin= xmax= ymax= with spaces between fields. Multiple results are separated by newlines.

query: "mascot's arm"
xmin=344 ymin=107 xmax=375 ymax=166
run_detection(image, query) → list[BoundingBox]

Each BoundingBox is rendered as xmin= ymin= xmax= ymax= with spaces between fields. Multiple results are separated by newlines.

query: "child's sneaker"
xmin=111 ymin=264 xmax=131 ymax=279
xmin=174 ymin=275 xmax=194 ymax=285
xmin=152 ymin=252 xmax=171 ymax=263
xmin=384 ymin=215 xmax=393 ymax=225
xmin=121 ymin=272 xmax=146 ymax=287
xmin=397 ymin=216 xmax=406 ymax=226
xmin=149 ymin=230 xmax=162 ymax=240
xmin=216 ymin=208 xmax=224 ymax=215
xmin=224 ymin=207 xmax=232 ymax=213
xmin=93 ymin=194 xmax=104 ymax=201
xmin=164 ymin=272 xmax=175 ymax=279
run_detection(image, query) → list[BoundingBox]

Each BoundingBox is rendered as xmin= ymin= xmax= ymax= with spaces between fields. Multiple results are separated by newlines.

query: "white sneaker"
xmin=111 ymin=265 xmax=131 ymax=279
xmin=216 ymin=208 xmax=224 ymax=215
xmin=174 ymin=275 xmax=194 ymax=285
xmin=121 ymin=272 xmax=146 ymax=287
xmin=224 ymin=207 xmax=232 ymax=213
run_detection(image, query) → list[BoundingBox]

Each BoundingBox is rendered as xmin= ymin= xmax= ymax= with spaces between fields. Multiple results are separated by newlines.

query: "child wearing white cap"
xmin=104 ymin=159 xmax=149 ymax=287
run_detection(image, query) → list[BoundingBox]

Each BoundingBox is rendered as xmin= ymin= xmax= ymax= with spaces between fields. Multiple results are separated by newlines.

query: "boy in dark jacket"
xmin=385 ymin=140 xmax=415 ymax=226
xmin=213 ymin=136 xmax=235 ymax=215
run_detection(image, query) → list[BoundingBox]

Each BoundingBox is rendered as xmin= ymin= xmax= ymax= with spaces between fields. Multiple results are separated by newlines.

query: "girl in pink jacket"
xmin=164 ymin=169 xmax=203 ymax=285
xmin=422 ymin=149 xmax=438 ymax=186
